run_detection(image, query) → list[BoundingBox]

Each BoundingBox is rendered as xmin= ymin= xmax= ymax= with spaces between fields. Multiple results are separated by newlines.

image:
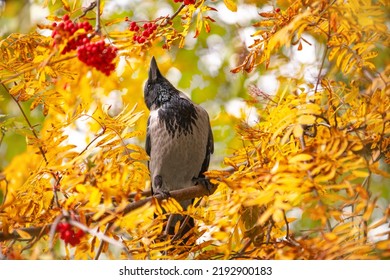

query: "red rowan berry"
xmin=142 ymin=30 xmax=150 ymax=37
xmin=61 ymin=229 xmax=73 ymax=241
xmin=184 ymin=0 xmax=195 ymax=4
xmin=75 ymin=229 xmax=85 ymax=238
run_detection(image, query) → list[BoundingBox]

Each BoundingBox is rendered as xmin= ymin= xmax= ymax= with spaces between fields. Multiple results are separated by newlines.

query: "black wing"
xmin=198 ymin=124 xmax=214 ymax=178
xmin=145 ymin=116 xmax=151 ymax=157
xmin=145 ymin=116 xmax=152 ymax=195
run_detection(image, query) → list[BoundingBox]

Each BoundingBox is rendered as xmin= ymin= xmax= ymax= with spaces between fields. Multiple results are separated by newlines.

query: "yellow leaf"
xmin=324 ymin=232 xmax=338 ymax=241
xmin=328 ymin=47 xmax=340 ymax=61
xmin=76 ymin=184 xmax=87 ymax=193
xmin=363 ymin=61 xmax=376 ymax=70
xmin=289 ymin=153 xmax=313 ymax=164
xmin=278 ymin=125 xmax=292 ymax=144
xmin=362 ymin=51 xmax=378 ymax=60
xmin=224 ymin=0 xmax=237 ymax=12
xmin=315 ymin=166 xmax=336 ymax=182
xmin=88 ymin=188 xmax=102 ymax=207
xmin=194 ymin=12 xmax=202 ymax=38
xmin=211 ymin=231 xmax=229 ymax=241
xmin=61 ymin=0 xmax=70 ymax=12
xmin=15 ymin=229 xmax=32 ymax=239
xmin=336 ymin=48 xmax=348 ymax=68
xmin=296 ymin=103 xmax=322 ymax=115
xmin=376 ymin=240 xmax=390 ymax=250
xmin=351 ymin=169 xmax=369 ymax=178
xmin=341 ymin=52 xmax=354 ymax=73
xmin=105 ymin=18 xmax=126 ymax=26
xmin=297 ymin=114 xmax=316 ymax=125
xmin=272 ymin=209 xmax=284 ymax=223
xmin=363 ymin=199 xmax=377 ymax=221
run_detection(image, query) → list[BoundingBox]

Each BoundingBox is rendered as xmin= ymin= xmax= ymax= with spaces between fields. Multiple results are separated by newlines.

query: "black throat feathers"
xmin=158 ymin=94 xmax=198 ymax=138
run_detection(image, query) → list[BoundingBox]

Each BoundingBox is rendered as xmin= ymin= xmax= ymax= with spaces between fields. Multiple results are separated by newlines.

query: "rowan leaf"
xmin=223 ymin=0 xmax=237 ymax=12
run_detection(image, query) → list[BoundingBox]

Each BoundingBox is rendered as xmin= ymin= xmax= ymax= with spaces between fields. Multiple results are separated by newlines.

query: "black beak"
xmin=149 ymin=56 xmax=161 ymax=82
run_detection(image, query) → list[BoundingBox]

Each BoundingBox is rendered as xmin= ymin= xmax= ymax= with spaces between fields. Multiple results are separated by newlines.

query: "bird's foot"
xmin=192 ymin=177 xmax=215 ymax=194
xmin=154 ymin=188 xmax=171 ymax=199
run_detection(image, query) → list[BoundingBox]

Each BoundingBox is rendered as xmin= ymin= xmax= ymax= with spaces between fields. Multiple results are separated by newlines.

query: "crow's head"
xmin=144 ymin=57 xmax=179 ymax=110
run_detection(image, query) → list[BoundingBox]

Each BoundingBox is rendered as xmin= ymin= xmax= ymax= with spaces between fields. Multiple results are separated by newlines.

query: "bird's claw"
xmin=192 ymin=177 xmax=215 ymax=194
xmin=154 ymin=188 xmax=171 ymax=199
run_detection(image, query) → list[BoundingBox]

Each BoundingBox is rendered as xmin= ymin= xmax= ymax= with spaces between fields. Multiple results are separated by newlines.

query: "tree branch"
xmin=0 ymin=182 xmax=218 ymax=242
xmin=160 ymin=3 xmax=186 ymax=27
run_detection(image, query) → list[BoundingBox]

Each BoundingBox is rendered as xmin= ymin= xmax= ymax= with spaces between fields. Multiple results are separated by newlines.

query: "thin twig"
xmin=237 ymin=238 xmax=252 ymax=256
xmin=48 ymin=213 xmax=65 ymax=253
xmin=79 ymin=1 xmax=97 ymax=19
xmin=283 ymin=210 xmax=289 ymax=239
xmin=266 ymin=220 xmax=275 ymax=244
xmin=95 ymin=0 xmax=101 ymax=34
xmin=314 ymin=45 xmax=328 ymax=95
xmin=94 ymin=222 xmax=113 ymax=260
xmin=69 ymin=220 xmax=132 ymax=259
xmin=1 ymin=83 xmax=48 ymax=165
xmin=161 ymin=4 xmax=186 ymax=27
xmin=313 ymin=2 xmax=332 ymax=95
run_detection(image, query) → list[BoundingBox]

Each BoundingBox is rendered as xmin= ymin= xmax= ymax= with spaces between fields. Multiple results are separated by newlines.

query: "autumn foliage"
xmin=0 ymin=0 xmax=389 ymax=260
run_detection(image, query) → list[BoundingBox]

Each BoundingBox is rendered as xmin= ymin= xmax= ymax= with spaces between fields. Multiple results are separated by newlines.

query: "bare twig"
xmin=79 ymin=1 xmax=97 ymax=19
xmin=237 ymin=238 xmax=253 ymax=256
xmin=95 ymin=0 xmax=101 ymax=34
xmin=94 ymin=222 xmax=114 ymax=260
xmin=161 ymin=4 xmax=186 ymax=27
xmin=48 ymin=213 xmax=65 ymax=253
xmin=69 ymin=220 xmax=132 ymax=259
xmin=283 ymin=210 xmax=289 ymax=239
xmin=266 ymin=220 xmax=274 ymax=244
xmin=313 ymin=3 xmax=332 ymax=95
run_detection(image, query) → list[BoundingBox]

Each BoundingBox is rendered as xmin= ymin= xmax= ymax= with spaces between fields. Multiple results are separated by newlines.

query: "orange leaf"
xmin=297 ymin=41 xmax=303 ymax=51
xmin=259 ymin=12 xmax=275 ymax=18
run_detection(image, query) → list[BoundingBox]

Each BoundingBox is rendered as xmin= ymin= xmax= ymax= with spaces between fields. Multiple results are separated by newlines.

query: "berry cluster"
xmin=128 ymin=21 xmax=158 ymax=44
xmin=77 ymin=40 xmax=117 ymax=76
xmin=173 ymin=0 xmax=195 ymax=5
xmin=51 ymin=14 xmax=93 ymax=54
xmin=57 ymin=222 xmax=85 ymax=246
